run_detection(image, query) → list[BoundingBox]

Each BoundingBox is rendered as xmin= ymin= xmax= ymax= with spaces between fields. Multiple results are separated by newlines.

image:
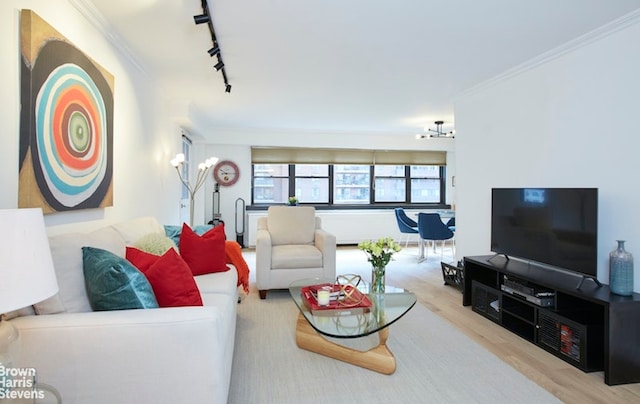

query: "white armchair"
xmin=256 ymin=206 xmax=336 ymax=299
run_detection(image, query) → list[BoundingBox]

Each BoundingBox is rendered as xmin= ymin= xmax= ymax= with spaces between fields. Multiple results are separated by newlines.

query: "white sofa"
xmin=9 ymin=217 xmax=238 ymax=404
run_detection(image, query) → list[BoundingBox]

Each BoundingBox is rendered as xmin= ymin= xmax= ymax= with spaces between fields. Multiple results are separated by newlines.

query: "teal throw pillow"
xmin=164 ymin=225 xmax=182 ymax=247
xmin=82 ymin=247 xmax=159 ymax=311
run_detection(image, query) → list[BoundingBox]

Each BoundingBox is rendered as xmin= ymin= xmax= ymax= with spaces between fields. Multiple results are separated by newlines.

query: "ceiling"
xmin=81 ymin=0 xmax=640 ymax=140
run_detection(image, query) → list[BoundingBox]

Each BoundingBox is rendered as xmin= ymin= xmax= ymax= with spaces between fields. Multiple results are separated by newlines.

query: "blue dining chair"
xmin=446 ymin=217 xmax=456 ymax=232
xmin=394 ymin=208 xmax=418 ymax=247
xmin=417 ymin=213 xmax=455 ymax=261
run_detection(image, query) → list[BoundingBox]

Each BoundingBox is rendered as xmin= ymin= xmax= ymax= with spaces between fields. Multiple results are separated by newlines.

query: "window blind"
xmin=251 ymin=147 xmax=446 ymax=165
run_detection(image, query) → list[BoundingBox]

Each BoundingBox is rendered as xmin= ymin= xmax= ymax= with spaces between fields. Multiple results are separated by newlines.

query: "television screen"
xmin=491 ymin=188 xmax=598 ymax=277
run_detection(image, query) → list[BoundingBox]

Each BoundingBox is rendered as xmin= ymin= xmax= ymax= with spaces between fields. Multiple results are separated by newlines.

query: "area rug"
xmin=228 ymin=249 xmax=559 ymax=403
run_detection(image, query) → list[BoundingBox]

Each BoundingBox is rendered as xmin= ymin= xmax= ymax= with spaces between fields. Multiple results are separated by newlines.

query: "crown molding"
xmin=458 ymin=8 xmax=640 ymax=99
xmin=67 ymin=0 xmax=147 ymax=75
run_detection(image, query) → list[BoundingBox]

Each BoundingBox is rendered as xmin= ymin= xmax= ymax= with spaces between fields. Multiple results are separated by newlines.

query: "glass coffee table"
xmin=289 ymin=277 xmax=417 ymax=374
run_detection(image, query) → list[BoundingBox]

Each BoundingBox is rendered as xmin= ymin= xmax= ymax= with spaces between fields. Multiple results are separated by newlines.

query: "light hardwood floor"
xmin=376 ymin=245 xmax=640 ymax=404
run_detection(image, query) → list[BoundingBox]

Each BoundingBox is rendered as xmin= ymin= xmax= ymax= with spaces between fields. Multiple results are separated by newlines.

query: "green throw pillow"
xmin=82 ymin=247 xmax=159 ymax=311
xmin=132 ymin=232 xmax=177 ymax=256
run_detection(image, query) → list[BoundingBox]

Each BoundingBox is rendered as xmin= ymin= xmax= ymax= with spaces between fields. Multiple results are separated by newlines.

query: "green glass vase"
xmin=371 ymin=266 xmax=386 ymax=294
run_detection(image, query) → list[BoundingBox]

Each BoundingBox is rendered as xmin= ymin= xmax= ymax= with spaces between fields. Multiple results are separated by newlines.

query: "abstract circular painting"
xmin=19 ymin=10 xmax=114 ymax=212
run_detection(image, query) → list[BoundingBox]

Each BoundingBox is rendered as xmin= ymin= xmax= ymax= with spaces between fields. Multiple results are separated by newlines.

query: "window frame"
xmin=252 ymin=164 xmax=447 ymax=207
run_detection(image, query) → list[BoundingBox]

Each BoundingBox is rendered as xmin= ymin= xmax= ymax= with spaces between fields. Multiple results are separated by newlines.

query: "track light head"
xmin=208 ymin=46 xmax=220 ymax=57
xmin=193 ymin=14 xmax=210 ymax=24
xmin=214 ymin=61 xmax=224 ymax=71
xmin=225 ymin=84 xmax=232 ymax=93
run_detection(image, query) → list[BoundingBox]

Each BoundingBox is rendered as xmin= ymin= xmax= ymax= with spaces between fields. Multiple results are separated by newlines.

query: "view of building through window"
xmin=253 ymin=164 xmax=288 ymax=203
xmin=334 ymin=165 xmax=369 ymax=204
xmin=252 ymin=163 xmax=444 ymax=205
xmin=295 ymin=165 xmax=329 ymax=203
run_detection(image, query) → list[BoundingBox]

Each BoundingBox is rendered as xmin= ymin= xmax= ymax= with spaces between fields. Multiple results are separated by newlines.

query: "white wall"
xmin=455 ymin=15 xmax=640 ymax=290
xmin=0 ymin=1 xmax=183 ymax=234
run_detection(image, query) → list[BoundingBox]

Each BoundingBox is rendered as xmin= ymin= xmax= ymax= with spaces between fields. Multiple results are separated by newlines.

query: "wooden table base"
xmin=295 ymin=313 xmax=396 ymax=375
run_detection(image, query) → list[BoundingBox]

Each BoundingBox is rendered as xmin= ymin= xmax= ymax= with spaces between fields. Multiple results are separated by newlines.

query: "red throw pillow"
xmin=128 ymin=247 xmax=203 ymax=307
xmin=126 ymin=247 xmax=160 ymax=273
xmin=179 ymin=223 xmax=228 ymax=276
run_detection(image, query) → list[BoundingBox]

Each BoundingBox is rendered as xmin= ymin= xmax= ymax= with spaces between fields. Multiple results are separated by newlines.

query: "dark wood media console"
xmin=463 ymin=255 xmax=640 ymax=386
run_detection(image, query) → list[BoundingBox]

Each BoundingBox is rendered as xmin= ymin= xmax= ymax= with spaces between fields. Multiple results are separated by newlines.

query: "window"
xmin=374 ymin=165 xmax=405 ymax=203
xmin=252 ymin=164 xmax=289 ymax=204
xmin=252 ymin=164 xmax=446 ymax=206
xmin=410 ymin=165 xmax=441 ymax=203
xmin=294 ymin=164 xmax=329 ymax=203
xmin=334 ymin=165 xmax=370 ymax=204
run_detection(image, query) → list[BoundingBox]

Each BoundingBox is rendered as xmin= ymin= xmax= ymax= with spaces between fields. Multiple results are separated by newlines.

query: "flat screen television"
xmin=491 ymin=188 xmax=598 ymax=277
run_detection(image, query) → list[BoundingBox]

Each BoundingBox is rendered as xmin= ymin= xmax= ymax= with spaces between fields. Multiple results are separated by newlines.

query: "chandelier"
xmin=416 ymin=121 xmax=455 ymax=139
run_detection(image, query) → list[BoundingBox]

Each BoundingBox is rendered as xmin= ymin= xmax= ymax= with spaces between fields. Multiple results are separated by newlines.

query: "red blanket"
xmin=225 ymin=241 xmax=250 ymax=294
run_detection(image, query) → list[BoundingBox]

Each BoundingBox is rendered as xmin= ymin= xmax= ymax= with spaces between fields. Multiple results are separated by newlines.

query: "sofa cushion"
xmin=82 ymin=247 xmax=159 ymax=311
xmin=111 ymin=217 xmax=165 ymax=245
xmin=41 ymin=226 xmax=126 ymax=314
xmin=179 ymin=224 xmax=228 ymax=276
xmin=194 ymin=268 xmax=238 ymax=296
xmin=267 ymin=206 xmax=316 ymax=246
xmin=126 ymin=247 xmax=203 ymax=307
xmin=271 ymin=244 xmax=323 ymax=269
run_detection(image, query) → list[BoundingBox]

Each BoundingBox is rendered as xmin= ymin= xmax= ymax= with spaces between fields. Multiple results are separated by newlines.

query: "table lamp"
xmin=0 ymin=208 xmax=59 ymax=369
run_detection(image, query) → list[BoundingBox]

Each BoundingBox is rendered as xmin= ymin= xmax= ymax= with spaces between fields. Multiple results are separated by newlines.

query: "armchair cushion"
xmin=82 ymin=247 xmax=159 ymax=311
xmin=267 ymin=206 xmax=316 ymax=245
xmin=272 ymin=245 xmax=323 ymax=269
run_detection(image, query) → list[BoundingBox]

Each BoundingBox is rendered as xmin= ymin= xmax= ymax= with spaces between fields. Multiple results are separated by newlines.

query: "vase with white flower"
xmin=288 ymin=196 xmax=298 ymax=206
xmin=358 ymin=237 xmax=402 ymax=294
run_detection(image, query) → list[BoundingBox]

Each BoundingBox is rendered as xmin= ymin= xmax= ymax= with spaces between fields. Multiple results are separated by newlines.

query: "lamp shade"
xmin=0 ymin=209 xmax=59 ymax=313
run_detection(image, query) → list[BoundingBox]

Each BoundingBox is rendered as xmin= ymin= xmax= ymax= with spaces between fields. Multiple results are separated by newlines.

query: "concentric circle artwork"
xmin=35 ymin=61 xmax=108 ymax=208
xmin=19 ymin=10 xmax=113 ymax=212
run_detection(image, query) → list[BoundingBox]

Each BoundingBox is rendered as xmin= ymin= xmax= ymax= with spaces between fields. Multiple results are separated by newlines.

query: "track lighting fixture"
xmin=193 ymin=14 xmax=209 ymax=24
xmin=416 ymin=121 xmax=455 ymax=139
xmin=193 ymin=1 xmax=232 ymax=93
